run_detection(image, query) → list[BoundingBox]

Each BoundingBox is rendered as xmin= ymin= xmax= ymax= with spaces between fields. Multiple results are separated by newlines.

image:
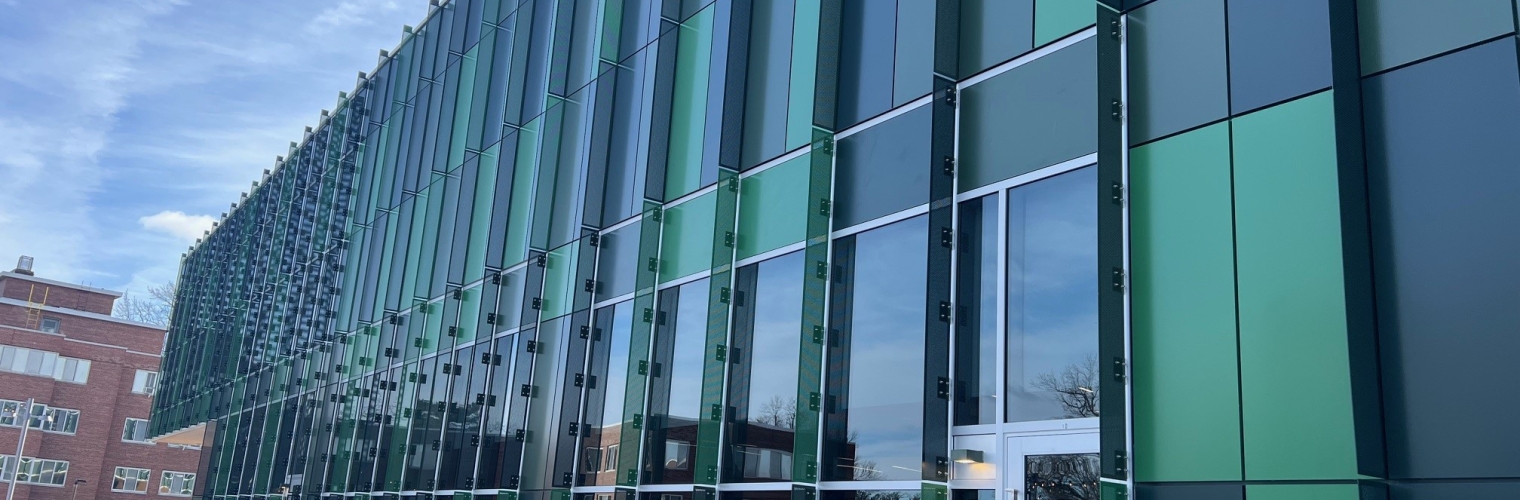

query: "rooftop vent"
xmin=13 ymin=256 xmax=34 ymax=275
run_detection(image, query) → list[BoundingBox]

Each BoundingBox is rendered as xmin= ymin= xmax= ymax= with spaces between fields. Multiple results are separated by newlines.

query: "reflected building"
xmin=153 ymin=1 xmax=1520 ymax=500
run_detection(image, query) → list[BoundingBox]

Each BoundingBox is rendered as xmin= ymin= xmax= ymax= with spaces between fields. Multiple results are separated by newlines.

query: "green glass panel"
xmin=1100 ymin=482 xmax=1128 ymax=500
xmin=1131 ymin=122 xmax=1242 ymax=482
xmin=787 ymin=0 xmax=822 ymax=150
xmin=737 ymin=154 xmax=810 ymax=261
xmin=1035 ymin=0 xmax=1095 ymax=47
xmin=666 ymin=6 xmax=715 ymax=200
xmin=448 ymin=45 xmax=478 ymax=171
xmin=542 ymin=241 xmax=581 ymax=319
xmin=465 ymin=144 xmax=501 ymax=282
xmin=660 ymin=192 xmax=717 ymax=284
xmin=1357 ymin=0 xmax=1514 ymax=74
xmin=458 ymin=283 xmax=483 ymax=343
xmin=1246 ymin=484 xmax=1360 ymax=500
xmin=1232 ymin=91 xmax=1357 ymax=480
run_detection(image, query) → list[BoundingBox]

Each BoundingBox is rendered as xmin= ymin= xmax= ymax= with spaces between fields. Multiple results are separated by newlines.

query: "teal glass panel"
xmin=960 ymin=37 xmax=1096 ymax=192
xmin=1232 ymin=91 xmax=1357 ymax=480
xmin=504 ymin=123 xmax=540 ymax=267
xmin=1130 ymin=123 xmax=1242 ymax=482
xmin=786 ymin=0 xmax=822 ymax=150
xmin=542 ymin=241 xmax=581 ymax=320
xmin=659 ymin=192 xmax=717 ymax=284
xmin=1035 ymin=0 xmax=1094 ymax=47
xmin=1357 ymin=0 xmax=1515 ymax=74
xmin=1127 ymin=0 xmax=1228 ymax=144
xmin=737 ymin=154 xmax=810 ymax=261
xmin=1245 ymin=484 xmax=1360 ymax=500
xmin=959 ymin=0 xmax=1034 ymax=77
xmin=667 ymin=5 xmax=715 ymax=200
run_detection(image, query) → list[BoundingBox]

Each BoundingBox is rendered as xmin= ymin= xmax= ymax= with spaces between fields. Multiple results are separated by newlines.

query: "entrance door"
xmin=1003 ymin=433 xmax=1099 ymax=500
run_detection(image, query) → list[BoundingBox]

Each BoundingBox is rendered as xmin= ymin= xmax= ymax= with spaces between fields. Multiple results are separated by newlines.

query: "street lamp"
xmin=4 ymin=398 xmax=35 ymax=500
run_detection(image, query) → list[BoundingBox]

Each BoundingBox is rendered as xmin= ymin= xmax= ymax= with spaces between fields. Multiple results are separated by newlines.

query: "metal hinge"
xmin=1112 ymin=267 xmax=1126 ymax=292
xmin=944 ymin=87 xmax=958 ymax=108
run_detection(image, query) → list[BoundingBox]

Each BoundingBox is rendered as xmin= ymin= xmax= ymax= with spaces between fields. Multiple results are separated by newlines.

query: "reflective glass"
xmin=596 ymin=221 xmax=642 ymax=302
xmin=834 ymin=106 xmax=931 ymax=230
xmin=1005 ymin=166 xmax=1098 ymax=423
xmin=580 ymin=302 xmax=633 ymax=486
xmin=724 ymin=251 xmax=804 ymax=482
xmin=955 ymin=195 xmax=998 ymax=426
xmin=959 ymin=0 xmax=1035 ymax=77
xmin=824 ymin=215 xmax=927 ymax=481
xmin=1127 ymin=0 xmax=1228 ymax=144
xmin=960 ymin=37 xmax=1096 ymax=192
xmin=644 ymin=278 xmax=710 ymax=483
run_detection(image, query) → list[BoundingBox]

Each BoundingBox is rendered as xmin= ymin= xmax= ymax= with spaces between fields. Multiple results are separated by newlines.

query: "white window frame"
xmin=37 ymin=317 xmax=60 ymax=334
xmin=121 ymin=418 xmax=152 ymax=444
xmin=38 ymin=407 xmax=78 ymax=434
xmin=0 ymin=455 xmax=69 ymax=486
xmin=112 ymin=466 xmax=151 ymax=493
xmin=159 ymin=470 xmax=195 ymax=497
xmin=131 ymin=370 xmax=158 ymax=395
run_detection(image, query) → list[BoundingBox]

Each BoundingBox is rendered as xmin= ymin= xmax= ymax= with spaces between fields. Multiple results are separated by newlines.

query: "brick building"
xmin=0 ymin=259 xmax=200 ymax=499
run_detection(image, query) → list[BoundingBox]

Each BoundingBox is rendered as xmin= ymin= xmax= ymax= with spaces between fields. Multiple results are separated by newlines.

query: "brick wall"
xmin=0 ymin=276 xmax=117 ymax=317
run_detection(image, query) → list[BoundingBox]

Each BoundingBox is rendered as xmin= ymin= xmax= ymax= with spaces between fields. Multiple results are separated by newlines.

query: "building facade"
xmin=0 ymin=264 xmax=201 ymax=499
xmin=151 ymin=1 xmax=1520 ymax=499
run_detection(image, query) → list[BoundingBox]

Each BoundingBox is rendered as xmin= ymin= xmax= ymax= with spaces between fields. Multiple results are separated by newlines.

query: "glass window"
xmin=39 ymin=408 xmax=78 ymax=434
xmin=1127 ymin=0 xmax=1228 ymax=144
xmin=132 ymin=370 xmax=159 ymax=395
xmin=824 ymin=215 xmax=927 ymax=481
xmin=595 ymin=222 xmax=641 ymax=302
xmin=821 ymin=490 xmax=922 ymax=500
xmin=960 ymin=37 xmax=1096 ymax=193
xmin=837 ymin=0 xmax=899 ymax=127
xmin=1025 ymin=454 xmax=1100 ymax=499
xmin=122 ymin=418 xmax=152 ymax=443
xmin=1 ymin=456 xmax=68 ymax=485
xmin=1005 ymin=166 xmax=1098 ymax=423
xmin=160 ymin=471 xmax=195 ymax=496
xmin=643 ymin=279 xmax=709 ymax=483
xmin=38 ymin=317 xmax=59 ymax=334
xmin=113 ymin=466 xmax=152 ymax=493
xmin=736 ymin=155 xmax=811 ymax=261
xmin=580 ymin=302 xmax=632 ymax=486
xmin=741 ymin=0 xmax=797 ymax=169
xmin=659 ymin=193 xmax=717 ymax=284
xmin=724 ymin=251 xmax=804 ymax=482
xmin=834 ymin=106 xmax=931 ymax=230
xmin=960 ymin=0 xmax=1034 ymax=77
xmin=955 ymin=196 xmax=998 ymax=426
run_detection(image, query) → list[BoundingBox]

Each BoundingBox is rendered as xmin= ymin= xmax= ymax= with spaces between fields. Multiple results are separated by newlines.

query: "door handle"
xmin=1005 ymin=489 xmax=1018 ymax=500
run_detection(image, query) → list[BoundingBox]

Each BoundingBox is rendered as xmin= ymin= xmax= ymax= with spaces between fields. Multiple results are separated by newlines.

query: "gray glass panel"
xmin=954 ymin=196 xmax=998 ymax=426
xmin=1390 ymin=482 xmax=1520 ymax=500
xmin=1226 ymin=0 xmax=1333 ymax=113
xmin=1363 ymin=38 xmax=1520 ymax=480
xmin=724 ymin=251 xmax=805 ymax=482
xmin=960 ymin=37 xmax=1097 ymax=193
xmin=1127 ymin=0 xmax=1228 ymax=144
xmin=1356 ymin=0 xmax=1515 ymax=74
xmin=893 ymin=0 xmax=935 ymax=105
xmin=825 ymin=215 xmax=928 ymax=481
xmin=834 ymin=106 xmax=932 ymax=230
xmin=742 ymin=0 xmax=797 ymax=169
xmin=596 ymin=222 xmax=641 ymax=301
xmin=959 ymin=0 xmax=1034 ymax=77
xmin=1006 ymin=166 xmax=1098 ymax=423
xmin=838 ymin=0 xmax=898 ymax=128
xmin=1135 ymin=484 xmax=1244 ymax=500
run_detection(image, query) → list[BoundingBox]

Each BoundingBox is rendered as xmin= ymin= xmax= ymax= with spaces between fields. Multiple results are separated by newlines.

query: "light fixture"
xmin=951 ymin=448 xmax=984 ymax=464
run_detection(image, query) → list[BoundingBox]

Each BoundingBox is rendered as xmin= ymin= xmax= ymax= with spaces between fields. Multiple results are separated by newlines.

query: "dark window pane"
xmin=1026 ymin=454 xmax=1101 ymax=500
xmin=742 ymin=0 xmax=796 ymax=169
xmin=1356 ymin=0 xmax=1514 ymax=74
xmin=834 ymin=106 xmax=932 ymax=230
xmin=1226 ymin=0 xmax=1332 ymax=113
xmin=1006 ymin=166 xmax=1098 ymax=423
xmin=955 ymin=196 xmax=999 ymax=426
xmin=837 ymin=0 xmax=898 ymax=128
xmin=644 ymin=279 xmax=709 ymax=483
xmin=596 ymin=222 xmax=641 ymax=301
xmin=960 ymin=37 xmax=1096 ymax=193
xmin=724 ymin=251 xmax=805 ymax=482
xmin=1363 ymin=38 xmax=1520 ymax=480
xmin=824 ymin=215 xmax=927 ymax=481
xmin=959 ymin=0 xmax=1034 ymax=77
xmin=580 ymin=302 xmax=632 ymax=486
xmin=1135 ymin=483 xmax=1244 ymax=500
xmin=1127 ymin=0 xmax=1228 ymax=144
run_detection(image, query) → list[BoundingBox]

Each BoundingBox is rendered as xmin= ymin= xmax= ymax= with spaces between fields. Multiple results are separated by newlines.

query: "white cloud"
xmin=139 ymin=211 xmax=216 ymax=243
xmin=309 ymin=0 xmax=403 ymax=33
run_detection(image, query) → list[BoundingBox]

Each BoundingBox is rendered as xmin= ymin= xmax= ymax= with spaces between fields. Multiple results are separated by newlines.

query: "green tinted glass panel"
xmin=1232 ymin=91 xmax=1357 ymax=480
xmin=1245 ymin=484 xmax=1360 ymax=500
xmin=660 ymin=192 xmax=717 ymax=283
xmin=1131 ymin=122 xmax=1242 ymax=482
xmin=787 ymin=0 xmax=822 ymax=149
xmin=667 ymin=5 xmax=715 ymax=200
xmin=737 ymin=154 xmax=810 ymax=261
xmin=1035 ymin=0 xmax=1094 ymax=47
xmin=1357 ymin=0 xmax=1515 ymax=74
xmin=542 ymin=241 xmax=581 ymax=319
xmin=505 ymin=123 xmax=541 ymax=266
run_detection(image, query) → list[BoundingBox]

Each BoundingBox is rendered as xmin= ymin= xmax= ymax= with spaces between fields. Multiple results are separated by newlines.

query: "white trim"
xmin=600 ymin=213 xmax=643 ymax=235
xmin=0 ymin=297 xmax=162 ymax=330
xmin=738 ymin=143 xmax=815 ymax=180
xmin=733 ymin=241 xmax=806 ymax=269
xmin=835 ymin=94 xmax=934 ymax=140
xmin=714 ymin=482 xmax=795 ymax=492
xmin=571 ymin=485 xmax=619 ymax=494
xmin=957 ymin=26 xmax=1098 ymax=90
xmin=638 ymin=484 xmax=695 ymax=493
xmin=816 ymin=480 xmax=923 ymax=491
xmin=1119 ymin=12 xmax=1138 ymax=494
xmin=0 ymin=272 xmax=123 ymax=297
xmin=955 ymin=153 xmax=1098 ymax=202
xmin=657 ymin=269 xmax=711 ymax=291
xmin=664 ymin=183 xmax=717 ymax=209
xmin=593 ymin=292 xmax=636 ymax=311
xmin=829 ymin=204 xmax=930 ymax=240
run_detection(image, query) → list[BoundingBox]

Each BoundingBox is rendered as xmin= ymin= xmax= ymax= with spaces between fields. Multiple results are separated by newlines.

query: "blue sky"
xmin=0 ymin=0 xmax=426 ymax=296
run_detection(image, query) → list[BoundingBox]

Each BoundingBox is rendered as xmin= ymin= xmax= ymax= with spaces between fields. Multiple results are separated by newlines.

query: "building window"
xmin=159 ymin=471 xmax=194 ymax=497
xmin=0 ymin=345 xmax=88 ymax=383
xmin=603 ymin=444 xmax=619 ymax=472
xmin=38 ymin=317 xmax=59 ymax=334
xmin=0 ymin=455 xmax=69 ymax=485
xmin=131 ymin=370 xmax=158 ymax=395
xmin=0 ymin=400 xmax=45 ymax=428
xmin=112 ymin=466 xmax=151 ymax=493
xmin=664 ymin=440 xmax=692 ymax=471
xmin=122 ymin=418 xmax=151 ymax=443
xmin=38 ymin=408 xmax=78 ymax=434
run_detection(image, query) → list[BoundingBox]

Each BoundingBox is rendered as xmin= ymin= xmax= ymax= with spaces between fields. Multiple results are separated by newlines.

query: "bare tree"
xmin=114 ymin=281 xmax=176 ymax=327
xmin=1033 ymin=354 xmax=1101 ymax=418
xmin=756 ymin=395 xmax=797 ymax=429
